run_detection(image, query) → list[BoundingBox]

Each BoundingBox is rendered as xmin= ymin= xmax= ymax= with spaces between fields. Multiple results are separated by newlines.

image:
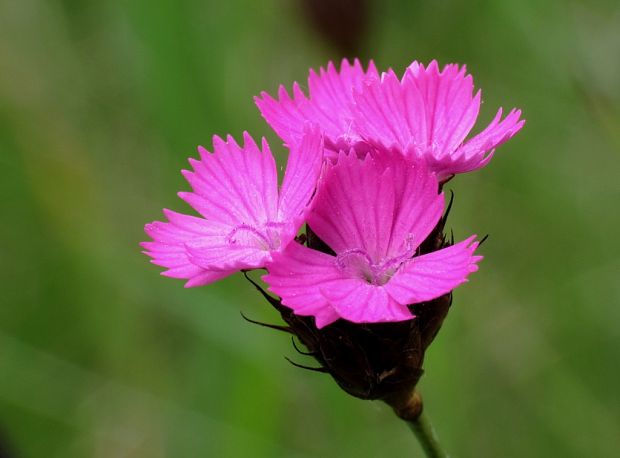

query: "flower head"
xmin=256 ymin=59 xmax=524 ymax=180
xmin=353 ymin=60 xmax=525 ymax=179
xmin=142 ymin=126 xmax=323 ymax=287
xmin=142 ymin=56 xmax=523 ymax=420
xmin=264 ymin=151 xmax=481 ymax=328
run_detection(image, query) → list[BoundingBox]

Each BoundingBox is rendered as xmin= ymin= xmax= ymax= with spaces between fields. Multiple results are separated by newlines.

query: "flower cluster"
xmin=143 ymin=59 xmax=524 ymax=331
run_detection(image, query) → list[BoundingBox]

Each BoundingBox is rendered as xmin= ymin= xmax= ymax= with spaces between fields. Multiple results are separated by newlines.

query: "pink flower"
xmin=263 ymin=151 xmax=482 ymax=328
xmin=142 ymin=127 xmax=323 ymax=287
xmin=256 ymin=59 xmax=524 ymax=180
xmin=255 ymin=58 xmax=379 ymax=157
xmin=353 ymin=60 xmax=524 ymax=180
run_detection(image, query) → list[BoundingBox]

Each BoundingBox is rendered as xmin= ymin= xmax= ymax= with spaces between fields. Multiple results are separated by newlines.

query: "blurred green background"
xmin=1 ymin=0 xmax=619 ymax=456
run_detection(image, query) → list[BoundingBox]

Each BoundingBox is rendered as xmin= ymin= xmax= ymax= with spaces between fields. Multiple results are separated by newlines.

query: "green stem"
xmin=406 ymin=410 xmax=449 ymax=458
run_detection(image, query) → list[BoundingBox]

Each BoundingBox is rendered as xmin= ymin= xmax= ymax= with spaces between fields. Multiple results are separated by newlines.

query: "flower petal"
xmin=308 ymin=152 xmax=443 ymax=261
xmin=451 ymin=108 xmax=525 ymax=174
xmin=179 ymin=132 xmax=279 ymax=226
xmin=321 ymin=280 xmax=413 ymax=324
xmin=353 ymin=68 xmax=424 ymax=151
xmin=278 ymin=125 xmax=324 ymax=221
xmin=264 ymin=242 xmax=342 ymax=328
xmin=185 ymin=238 xmax=270 ymax=271
xmin=183 ymin=270 xmax=231 ymax=288
xmin=385 ymin=236 xmax=482 ymax=304
xmin=142 ymin=209 xmax=235 ymax=287
xmin=254 ymin=84 xmax=308 ymax=149
xmin=307 ymin=152 xmax=392 ymax=259
xmin=255 ymin=59 xmax=378 ymax=149
xmin=404 ymin=61 xmax=480 ymax=154
xmin=307 ymin=59 xmax=379 ymax=143
xmin=379 ymin=152 xmax=445 ymax=255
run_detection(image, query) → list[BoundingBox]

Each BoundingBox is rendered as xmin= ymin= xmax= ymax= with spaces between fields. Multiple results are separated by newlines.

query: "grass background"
xmin=1 ymin=0 xmax=619 ymax=456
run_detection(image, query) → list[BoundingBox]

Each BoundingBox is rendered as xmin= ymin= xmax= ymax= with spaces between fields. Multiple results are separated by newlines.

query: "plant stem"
xmin=406 ymin=410 xmax=449 ymax=458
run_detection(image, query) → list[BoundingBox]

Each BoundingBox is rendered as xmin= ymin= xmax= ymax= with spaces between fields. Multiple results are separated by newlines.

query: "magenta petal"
xmin=263 ymin=242 xmax=342 ymax=326
xmin=256 ymin=59 xmax=378 ymax=149
xmin=185 ymin=238 xmax=269 ymax=271
xmin=313 ymin=308 xmax=341 ymax=328
xmin=451 ymin=108 xmax=525 ymax=174
xmin=404 ymin=61 xmax=481 ymax=153
xmin=278 ymin=125 xmax=324 ymax=221
xmin=309 ymin=59 xmax=379 ymax=117
xmin=308 ymin=152 xmax=393 ymax=257
xmin=183 ymin=270 xmax=232 ymax=288
xmin=321 ymin=280 xmax=413 ymax=324
xmin=308 ymin=152 xmax=443 ymax=260
xmin=385 ymin=236 xmax=481 ymax=304
xmin=383 ymin=155 xmax=445 ymax=255
xmin=353 ymin=68 xmax=423 ymax=150
xmin=180 ymin=132 xmax=278 ymax=226
xmin=142 ymin=209 xmax=235 ymax=287
xmin=254 ymin=84 xmax=308 ymax=149
xmin=306 ymin=59 xmax=379 ymax=142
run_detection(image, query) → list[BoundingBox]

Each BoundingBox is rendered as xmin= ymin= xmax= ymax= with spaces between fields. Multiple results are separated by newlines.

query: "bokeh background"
xmin=1 ymin=0 xmax=619 ymax=456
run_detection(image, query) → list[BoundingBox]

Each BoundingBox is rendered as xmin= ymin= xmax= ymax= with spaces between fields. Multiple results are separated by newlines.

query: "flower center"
xmin=335 ymin=236 xmax=418 ymax=286
xmin=335 ymin=249 xmax=405 ymax=286
xmin=226 ymin=222 xmax=286 ymax=251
